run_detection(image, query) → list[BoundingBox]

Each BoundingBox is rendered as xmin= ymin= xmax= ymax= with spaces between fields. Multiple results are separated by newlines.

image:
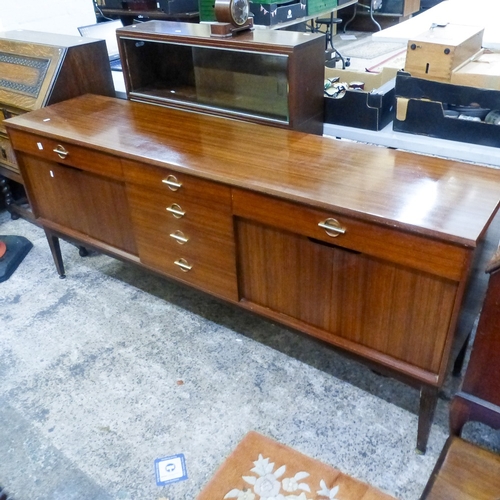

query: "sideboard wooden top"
xmin=5 ymin=94 xmax=500 ymax=246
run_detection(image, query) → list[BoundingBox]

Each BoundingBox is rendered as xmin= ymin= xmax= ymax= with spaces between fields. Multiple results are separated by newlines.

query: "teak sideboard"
xmin=5 ymin=94 xmax=500 ymax=452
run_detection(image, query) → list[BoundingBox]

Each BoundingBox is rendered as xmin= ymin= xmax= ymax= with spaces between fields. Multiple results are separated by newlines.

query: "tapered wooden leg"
xmin=417 ymin=385 xmax=439 ymax=454
xmin=44 ymin=229 xmax=66 ymax=279
xmin=452 ymin=332 xmax=471 ymax=377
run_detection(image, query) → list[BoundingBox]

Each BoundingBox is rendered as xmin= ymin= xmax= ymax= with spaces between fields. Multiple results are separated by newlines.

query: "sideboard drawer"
xmin=7 ymin=129 xmax=123 ymax=180
xmin=232 ymin=188 xmax=468 ymax=281
xmin=126 ymin=161 xmax=237 ymax=300
xmin=123 ymin=159 xmax=232 ymax=209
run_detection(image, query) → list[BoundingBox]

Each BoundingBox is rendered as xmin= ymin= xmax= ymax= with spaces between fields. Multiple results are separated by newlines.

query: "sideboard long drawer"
xmin=7 ymin=129 xmax=123 ymax=180
xmin=123 ymin=159 xmax=232 ymax=209
xmin=232 ymin=188 xmax=468 ymax=282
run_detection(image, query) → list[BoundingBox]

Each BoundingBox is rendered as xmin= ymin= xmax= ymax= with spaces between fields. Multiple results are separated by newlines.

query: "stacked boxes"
xmin=394 ymin=23 xmax=500 ymax=147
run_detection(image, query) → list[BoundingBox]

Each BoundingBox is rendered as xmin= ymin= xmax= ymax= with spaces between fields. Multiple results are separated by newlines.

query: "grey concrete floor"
xmin=0 ymin=208 xmax=498 ymax=500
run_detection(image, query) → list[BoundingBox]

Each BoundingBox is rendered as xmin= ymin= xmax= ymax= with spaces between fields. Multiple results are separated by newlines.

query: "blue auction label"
xmin=154 ymin=453 xmax=188 ymax=486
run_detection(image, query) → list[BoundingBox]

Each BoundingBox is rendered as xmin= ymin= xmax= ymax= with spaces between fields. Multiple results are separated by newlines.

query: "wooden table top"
xmin=6 ymin=94 xmax=500 ymax=246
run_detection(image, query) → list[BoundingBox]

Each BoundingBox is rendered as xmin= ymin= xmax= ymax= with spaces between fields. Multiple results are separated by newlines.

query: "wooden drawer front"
xmin=143 ymin=243 xmax=238 ymax=300
xmin=232 ymin=189 xmax=468 ymax=282
xmin=123 ymin=159 xmax=232 ymax=209
xmin=8 ymin=129 xmax=123 ymax=180
xmin=0 ymin=134 xmax=18 ymax=171
xmin=127 ymin=179 xmax=237 ymax=301
xmin=127 ymin=184 xmax=233 ymax=236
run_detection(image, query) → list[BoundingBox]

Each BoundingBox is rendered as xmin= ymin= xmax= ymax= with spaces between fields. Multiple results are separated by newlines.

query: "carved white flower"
xmin=253 ymin=474 xmax=282 ymax=497
xmin=317 ymin=480 xmax=340 ymax=499
xmin=224 ymin=489 xmax=256 ymax=500
xmin=282 ymin=472 xmax=311 ymax=493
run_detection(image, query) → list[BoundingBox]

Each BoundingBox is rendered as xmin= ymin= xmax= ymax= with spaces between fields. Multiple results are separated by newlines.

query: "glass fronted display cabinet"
xmin=117 ymin=21 xmax=325 ymax=134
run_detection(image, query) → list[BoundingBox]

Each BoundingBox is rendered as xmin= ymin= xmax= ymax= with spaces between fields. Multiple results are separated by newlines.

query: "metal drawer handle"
xmin=166 ymin=203 xmax=185 ymax=218
xmin=162 ymin=175 xmax=182 ymax=191
xmin=174 ymin=258 xmax=192 ymax=272
xmin=318 ymin=218 xmax=346 ymax=237
xmin=53 ymin=145 xmax=69 ymax=159
xmin=170 ymin=230 xmax=188 ymax=245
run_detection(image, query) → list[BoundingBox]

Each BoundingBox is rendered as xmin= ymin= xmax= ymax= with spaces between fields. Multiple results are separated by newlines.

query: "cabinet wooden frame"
xmin=6 ymin=94 xmax=500 ymax=453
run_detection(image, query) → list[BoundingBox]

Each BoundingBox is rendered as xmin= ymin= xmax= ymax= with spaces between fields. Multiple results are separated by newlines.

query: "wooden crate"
xmin=404 ymin=24 xmax=484 ymax=82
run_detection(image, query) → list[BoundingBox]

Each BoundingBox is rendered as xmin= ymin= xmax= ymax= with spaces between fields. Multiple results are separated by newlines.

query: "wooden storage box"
xmin=405 ymin=24 xmax=484 ymax=83
xmin=324 ymin=66 xmax=397 ymax=130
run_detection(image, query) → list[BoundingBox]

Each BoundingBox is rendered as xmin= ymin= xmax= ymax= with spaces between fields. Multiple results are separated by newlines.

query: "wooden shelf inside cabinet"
xmin=116 ymin=21 xmax=325 ymax=134
xmin=0 ymin=30 xmax=115 ymax=220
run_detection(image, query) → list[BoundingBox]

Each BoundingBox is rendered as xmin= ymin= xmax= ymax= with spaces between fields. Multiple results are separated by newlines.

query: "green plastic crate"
xmin=199 ymin=0 xmax=216 ymax=21
xmin=307 ymin=0 xmax=338 ymax=16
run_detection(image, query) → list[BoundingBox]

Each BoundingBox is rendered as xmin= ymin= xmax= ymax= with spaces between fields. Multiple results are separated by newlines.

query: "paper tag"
xmin=154 ymin=453 xmax=188 ymax=486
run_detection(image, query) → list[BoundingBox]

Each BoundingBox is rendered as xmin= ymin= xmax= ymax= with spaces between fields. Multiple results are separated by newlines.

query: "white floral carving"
xmin=223 ymin=452 xmax=340 ymax=500
xmin=317 ymin=480 xmax=341 ymax=499
xmin=282 ymin=472 xmax=311 ymax=493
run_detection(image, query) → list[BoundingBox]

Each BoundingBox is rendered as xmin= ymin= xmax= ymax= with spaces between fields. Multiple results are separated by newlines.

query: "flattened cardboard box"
xmin=394 ymin=70 xmax=500 ymax=148
xmin=324 ymin=67 xmax=397 ymax=130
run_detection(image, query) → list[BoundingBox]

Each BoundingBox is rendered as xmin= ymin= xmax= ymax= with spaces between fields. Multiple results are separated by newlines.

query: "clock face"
xmin=230 ymin=0 xmax=249 ymax=25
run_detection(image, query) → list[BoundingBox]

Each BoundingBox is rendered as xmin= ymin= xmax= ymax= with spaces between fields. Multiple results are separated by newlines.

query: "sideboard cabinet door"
xmin=18 ymin=153 xmax=138 ymax=255
xmin=233 ymin=189 xmax=466 ymax=378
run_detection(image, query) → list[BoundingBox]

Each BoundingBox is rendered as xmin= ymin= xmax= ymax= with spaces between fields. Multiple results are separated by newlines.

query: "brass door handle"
xmin=166 ymin=203 xmax=185 ymax=218
xmin=170 ymin=230 xmax=188 ymax=244
xmin=53 ymin=145 xmax=69 ymax=159
xmin=318 ymin=218 xmax=346 ymax=237
xmin=174 ymin=258 xmax=192 ymax=272
xmin=162 ymin=175 xmax=182 ymax=191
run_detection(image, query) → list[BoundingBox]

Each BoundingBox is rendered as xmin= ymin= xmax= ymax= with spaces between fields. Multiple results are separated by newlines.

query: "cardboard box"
xmin=405 ymin=24 xmax=484 ymax=83
xmin=250 ymin=0 xmax=307 ymax=26
xmin=324 ymin=67 xmax=397 ymax=130
xmin=394 ymin=70 xmax=500 ymax=148
xmin=451 ymin=50 xmax=500 ymax=90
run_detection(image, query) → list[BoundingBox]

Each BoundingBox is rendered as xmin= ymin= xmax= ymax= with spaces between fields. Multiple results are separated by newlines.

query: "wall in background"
xmin=0 ymin=0 xmax=96 ymax=35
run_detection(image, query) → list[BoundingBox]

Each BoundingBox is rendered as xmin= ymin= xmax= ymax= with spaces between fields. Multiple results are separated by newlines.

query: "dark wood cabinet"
xmin=116 ymin=21 xmax=325 ymax=134
xmin=6 ymin=94 xmax=500 ymax=453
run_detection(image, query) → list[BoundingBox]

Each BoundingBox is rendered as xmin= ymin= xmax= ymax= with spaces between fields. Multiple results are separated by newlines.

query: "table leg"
xmin=417 ymin=385 xmax=439 ymax=454
xmin=44 ymin=229 xmax=66 ymax=279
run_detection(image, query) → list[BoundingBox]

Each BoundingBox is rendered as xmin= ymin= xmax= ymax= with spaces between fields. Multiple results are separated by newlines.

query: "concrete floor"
xmin=1 ymin=206 xmax=497 ymax=500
